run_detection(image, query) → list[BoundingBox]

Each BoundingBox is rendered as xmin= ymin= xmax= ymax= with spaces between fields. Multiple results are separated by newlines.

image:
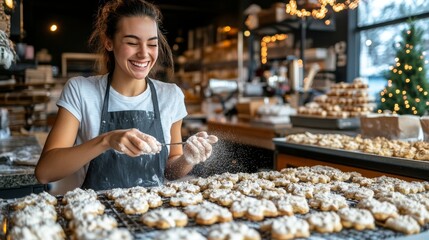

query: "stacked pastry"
xmin=63 ymin=188 xmax=133 ymax=240
xmin=8 ymin=192 xmax=65 ymax=240
xmin=297 ymin=78 xmax=374 ymax=118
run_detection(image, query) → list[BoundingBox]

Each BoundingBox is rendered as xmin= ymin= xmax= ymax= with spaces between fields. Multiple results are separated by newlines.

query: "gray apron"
xmin=81 ymin=75 xmax=168 ymax=191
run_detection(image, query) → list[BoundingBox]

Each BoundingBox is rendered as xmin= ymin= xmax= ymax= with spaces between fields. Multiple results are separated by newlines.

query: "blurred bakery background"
xmin=1 ymin=0 xmax=429 ymax=199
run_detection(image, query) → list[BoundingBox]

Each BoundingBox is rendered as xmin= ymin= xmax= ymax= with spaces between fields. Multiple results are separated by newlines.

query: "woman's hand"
xmin=183 ymin=131 xmax=218 ymax=165
xmin=105 ymin=128 xmax=161 ymax=157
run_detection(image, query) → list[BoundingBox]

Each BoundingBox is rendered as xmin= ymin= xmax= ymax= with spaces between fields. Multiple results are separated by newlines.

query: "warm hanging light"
xmin=286 ymin=0 xmax=360 ymax=19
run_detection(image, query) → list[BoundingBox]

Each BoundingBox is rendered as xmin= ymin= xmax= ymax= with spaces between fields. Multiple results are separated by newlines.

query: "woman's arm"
xmin=35 ymin=107 xmax=162 ymax=184
xmin=35 ymin=107 xmax=110 ymax=183
xmin=164 ymin=120 xmax=194 ymax=180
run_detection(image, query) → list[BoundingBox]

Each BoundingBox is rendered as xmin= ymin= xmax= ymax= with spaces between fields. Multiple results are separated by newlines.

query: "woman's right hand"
xmin=105 ymin=128 xmax=161 ymax=157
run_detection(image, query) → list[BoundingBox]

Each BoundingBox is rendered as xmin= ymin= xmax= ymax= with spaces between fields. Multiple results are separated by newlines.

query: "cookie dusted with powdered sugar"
xmin=260 ymin=215 xmax=310 ymax=240
xmin=153 ymin=228 xmax=206 ymax=240
xmin=368 ymin=182 xmax=395 ymax=195
xmin=351 ymin=176 xmax=374 ymax=187
xmin=343 ymin=186 xmax=374 ymax=200
xmin=309 ymin=192 xmax=348 ymax=211
xmin=105 ymin=188 xmax=128 ymax=200
xmin=184 ymin=200 xmax=232 ymax=225
xmin=258 ymin=170 xmax=284 ymax=180
xmin=73 ymin=228 xmax=133 ymax=240
xmin=207 ymin=222 xmax=260 ymax=240
xmin=11 ymin=192 xmax=57 ymax=210
xmin=357 ymin=198 xmax=398 ymax=221
xmin=296 ymin=170 xmax=331 ymax=184
xmin=11 ymin=204 xmax=57 ymax=227
xmin=408 ymin=193 xmax=429 ymax=210
xmin=166 ymin=181 xmax=201 ymax=193
xmin=213 ymin=172 xmax=240 ymax=183
xmin=150 ymin=185 xmax=177 ymax=197
xmin=206 ymin=179 xmax=235 ymax=190
xmin=310 ymin=165 xmax=351 ymax=181
xmin=69 ymin=214 xmax=118 ymax=232
xmin=237 ymin=172 xmax=259 ymax=182
xmin=329 ymin=181 xmax=360 ymax=193
xmin=203 ymin=188 xmax=244 ymax=207
xmin=234 ymin=180 xmax=263 ymax=197
xmin=258 ymin=188 xmax=288 ymax=200
xmin=114 ymin=197 xmax=149 ymax=215
xmin=62 ymin=188 xmax=97 ymax=204
xmin=306 ymin=211 xmax=343 ymax=233
xmin=189 ymin=177 xmax=212 ymax=190
xmin=230 ymin=197 xmax=278 ymax=221
xmin=63 ymin=199 xmax=105 ymax=220
xmin=169 ymin=191 xmax=203 ymax=207
xmin=385 ymin=215 xmax=420 ymax=235
xmin=393 ymin=198 xmax=429 ymax=225
xmin=375 ymin=191 xmax=407 ymax=203
xmin=274 ymin=194 xmax=309 ymax=215
xmin=395 ymin=181 xmax=426 ymax=194
xmin=8 ymin=222 xmax=65 ymax=240
xmin=286 ymin=182 xmax=315 ymax=199
xmin=141 ymin=208 xmax=188 ymax=229
xmin=337 ymin=208 xmax=375 ymax=230
xmin=272 ymin=178 xmax=292 ymax=188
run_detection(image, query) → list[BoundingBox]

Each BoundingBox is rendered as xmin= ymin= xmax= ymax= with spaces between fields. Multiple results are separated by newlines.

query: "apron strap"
xmin=147 ymin=78 xmax=166 ymax=144
xmin=99 ymin=73 xmax=112 ymax=134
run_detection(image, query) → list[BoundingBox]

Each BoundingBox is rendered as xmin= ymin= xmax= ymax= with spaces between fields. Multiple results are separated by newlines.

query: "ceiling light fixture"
xmin=286 ymin=0 xmax=360 ymax=19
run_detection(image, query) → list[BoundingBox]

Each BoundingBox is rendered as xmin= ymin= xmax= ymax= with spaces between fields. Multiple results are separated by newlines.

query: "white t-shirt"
xmin=50 ymin=74 xmax=187 ymax=194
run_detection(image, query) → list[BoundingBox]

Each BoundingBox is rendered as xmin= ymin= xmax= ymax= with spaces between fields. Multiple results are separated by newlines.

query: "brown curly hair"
xmin=88 ymin=0 xmax=174 ymax=80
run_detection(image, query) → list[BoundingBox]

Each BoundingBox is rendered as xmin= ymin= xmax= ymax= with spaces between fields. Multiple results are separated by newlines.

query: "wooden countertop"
xmin=207 ymin=119 xmax=360 ymax=150
xmin=0 ymin=136 xmax=41 ymax=188
xmin=207 ymin=119 xmax=291 ymax=150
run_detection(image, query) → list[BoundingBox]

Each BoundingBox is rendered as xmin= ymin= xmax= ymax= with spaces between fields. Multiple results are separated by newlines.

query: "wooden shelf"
xmin=252 ymin=18 xmax=336 ymax=36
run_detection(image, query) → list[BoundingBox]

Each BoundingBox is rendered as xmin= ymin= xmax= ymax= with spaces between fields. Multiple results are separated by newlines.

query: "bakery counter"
xmin=0 ymin=136 xmax=46 ymax=199
xmin=273 ymin=138 xmax=429 ymax=181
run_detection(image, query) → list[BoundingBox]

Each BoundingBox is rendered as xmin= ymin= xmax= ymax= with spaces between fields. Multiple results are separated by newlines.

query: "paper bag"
xmin=360 ymin=114 xmax=422 ymax=141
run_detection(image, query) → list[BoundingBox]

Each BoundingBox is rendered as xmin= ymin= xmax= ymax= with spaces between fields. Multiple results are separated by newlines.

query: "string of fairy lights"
xmin=259 ymin=0 xmax=360 ymax=64
xmin=260 ymin=34 xmax=288 ymax=64
xmin=285 ymin=0 xmax=360 ymax=19
xmin=378 ymin=29 xmax=429 ymax=115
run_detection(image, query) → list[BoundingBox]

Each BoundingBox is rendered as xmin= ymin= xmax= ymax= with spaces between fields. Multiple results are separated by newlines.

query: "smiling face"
xmin=107 ymin=16 xmax=159 ymax=81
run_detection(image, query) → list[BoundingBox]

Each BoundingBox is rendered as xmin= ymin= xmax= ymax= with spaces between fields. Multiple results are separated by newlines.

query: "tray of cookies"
xmin=2 ymin=166 xmax=429 ymax=240
xmin=277 ymin=133 xmax=429 ymax=180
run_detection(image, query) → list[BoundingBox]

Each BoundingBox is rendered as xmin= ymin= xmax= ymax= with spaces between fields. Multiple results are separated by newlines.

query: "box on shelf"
xmin=419 ymin=116 xmax=429 ymax=141
xmin=257 ymin=3 xmax=290 ymax=26
xmin=360 ymin=114 xmax=422 ymax=141
xmin=236 ymin=98 xmax=277 ymax=121
xmin=25 ymin=65 xmax=53 ymax=84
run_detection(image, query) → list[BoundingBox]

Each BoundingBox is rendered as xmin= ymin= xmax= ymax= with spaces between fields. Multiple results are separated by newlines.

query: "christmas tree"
xmin=378 ymin=21 xmax=429 ymax=116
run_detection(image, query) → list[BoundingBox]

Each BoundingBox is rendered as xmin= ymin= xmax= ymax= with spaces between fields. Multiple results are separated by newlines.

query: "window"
xmin=357 ymin=1 xmax=429 ymax=97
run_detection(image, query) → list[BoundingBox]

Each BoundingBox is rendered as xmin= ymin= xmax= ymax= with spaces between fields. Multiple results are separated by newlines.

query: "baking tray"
xmin=290 ymin=115 xmax=360 ymax=130
xmin=3 ymin=192 xmax=429 ymax=240
xmin=273 ymin=138 xmax=429 ymax=181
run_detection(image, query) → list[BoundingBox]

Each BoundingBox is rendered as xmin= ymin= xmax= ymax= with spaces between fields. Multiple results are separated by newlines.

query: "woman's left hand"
xmin=183 ymin=131 xmax=218 ymax=165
